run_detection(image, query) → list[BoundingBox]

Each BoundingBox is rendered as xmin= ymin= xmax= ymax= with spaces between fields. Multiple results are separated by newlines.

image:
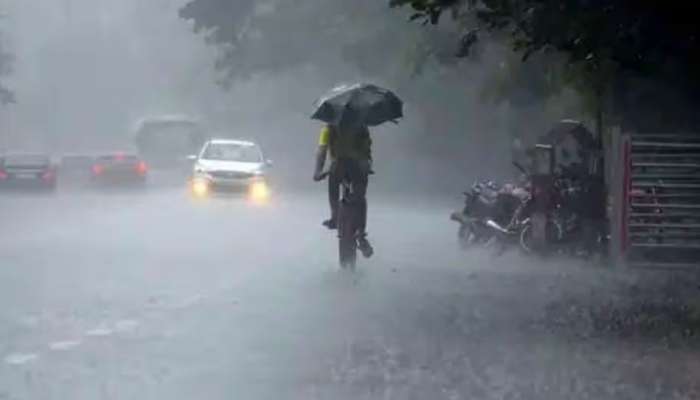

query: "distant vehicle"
xmin=133 ymin=115 xmax=206 ymax=168
xmin=59 ymin=154 xmax=95 ymax=184
xmin=189 ymin=139 xmax=271 ymax=202
xmin=0 ymin=153 xmax=57 ymax=191
xmin=91 ymin=153 xmax=148 ymax=186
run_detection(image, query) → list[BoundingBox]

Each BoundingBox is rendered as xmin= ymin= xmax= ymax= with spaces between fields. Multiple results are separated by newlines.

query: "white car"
xmin=189 ymin=139 xmax=271 ymax=199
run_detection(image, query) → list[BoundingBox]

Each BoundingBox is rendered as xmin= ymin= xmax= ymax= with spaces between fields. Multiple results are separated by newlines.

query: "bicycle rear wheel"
xmin=338 ymin=200 xmax=357 ymax=269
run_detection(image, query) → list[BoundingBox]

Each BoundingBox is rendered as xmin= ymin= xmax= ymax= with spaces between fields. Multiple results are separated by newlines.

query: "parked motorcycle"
xmin=481 ymin=162 xmax=562 ymax=256
xmin=453 ymin=160 xmax=607 ymax=259
xmin=451 ymin=171 xmax=528 ymax=252
xmin=517 ymin=176 xmax=606 ymax=257
xmin=450 ymin=180 xmax=502 ymax=249
xmin=484 ymin=183 xmax=537 ymax=255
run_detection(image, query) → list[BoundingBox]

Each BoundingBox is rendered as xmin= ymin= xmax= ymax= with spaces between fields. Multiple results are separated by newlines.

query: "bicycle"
xmin=319 ymin=168 xmax=369 ymax=269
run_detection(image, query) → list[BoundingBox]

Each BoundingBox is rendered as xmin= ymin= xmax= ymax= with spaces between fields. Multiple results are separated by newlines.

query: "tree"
xmin=0 ymin=26 xmax=14 ymax=105
xmin=179 ymin=0 xmax=531 ymax=185
xmin=180 ymin=0 xmax=410 ymax=84
xmin=391 ymin=0 xmax=700 ymax=131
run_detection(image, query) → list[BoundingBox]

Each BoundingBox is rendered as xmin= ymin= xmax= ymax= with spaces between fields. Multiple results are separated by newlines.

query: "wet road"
xmin=1 ymin=185 xmax=699 ymax=399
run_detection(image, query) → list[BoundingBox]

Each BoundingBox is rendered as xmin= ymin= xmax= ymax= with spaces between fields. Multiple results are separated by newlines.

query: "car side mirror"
xmin=265 ymin=159 xmax=273 ymax=167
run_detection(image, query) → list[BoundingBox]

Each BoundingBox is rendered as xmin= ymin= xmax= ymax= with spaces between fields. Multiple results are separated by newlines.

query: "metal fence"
xmin=610 ymin=132 xmax=700 ymax=268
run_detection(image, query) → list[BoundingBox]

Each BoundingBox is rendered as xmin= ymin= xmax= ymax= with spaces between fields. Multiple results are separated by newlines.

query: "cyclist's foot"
xmin=357 ymin=235 xmax=374 ymax=258
xmin=322 ymin=218 xmax=337 ymax=230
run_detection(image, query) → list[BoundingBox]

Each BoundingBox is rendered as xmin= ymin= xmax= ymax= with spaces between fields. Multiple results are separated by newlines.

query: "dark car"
xmin=0 ymin=153 xmax=57 ymax=191
xmin=91 ymin=153 xmax=148 ymax=186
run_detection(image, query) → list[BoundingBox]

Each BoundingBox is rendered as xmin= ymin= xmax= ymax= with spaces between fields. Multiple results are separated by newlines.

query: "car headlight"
xmin=191 ymin=177 xmax=210 ymax=197
xmin=248 ymin=180 xmax=270 ymax=204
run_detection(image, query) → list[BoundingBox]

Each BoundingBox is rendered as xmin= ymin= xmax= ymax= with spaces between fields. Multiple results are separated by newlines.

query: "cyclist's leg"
xmin=354 ymin=172 xmax=368 ymax=235
xmin=343 ymin=160 xmax=367 ymax=231
xmin=325 ymin=163 xmax=340 ymax=228
xmin=348 ymin=160 xmax=372 ymax=257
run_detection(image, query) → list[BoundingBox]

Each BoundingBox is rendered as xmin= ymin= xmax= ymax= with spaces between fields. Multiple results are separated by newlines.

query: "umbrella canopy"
xmin=311 ymin=83 xmax=403 ymax=128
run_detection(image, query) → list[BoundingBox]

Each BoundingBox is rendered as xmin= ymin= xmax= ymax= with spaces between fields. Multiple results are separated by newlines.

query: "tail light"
xmin=92 ymin=164 xmax=104 ymax=175
xmin=0 ymin=170 xmax=7 ymax=180
xmin=42 ymin=169 xmax=56 ymax=182
xmin=135 ymin=161 xmax=148 ymax=175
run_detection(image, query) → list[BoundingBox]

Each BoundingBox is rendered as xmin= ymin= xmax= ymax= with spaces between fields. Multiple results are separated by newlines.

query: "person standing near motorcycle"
xmin=313 ymin=108 xmax=374 ymax=258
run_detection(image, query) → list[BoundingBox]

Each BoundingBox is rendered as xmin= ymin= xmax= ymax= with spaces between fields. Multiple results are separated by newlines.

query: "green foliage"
xmin=0 ymin=27 xmax=14 ymax=104
xmin=479 ymin=49 xmax=565 ymax=106
xmin=180 ymin=0 xmax=419 ymax=84
xmin=392 ymin=0 xmax=700 ymax=129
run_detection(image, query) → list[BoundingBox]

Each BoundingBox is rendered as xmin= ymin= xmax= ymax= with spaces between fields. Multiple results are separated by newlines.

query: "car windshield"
xmin=202 ymin=143 xmax=261 ymax=163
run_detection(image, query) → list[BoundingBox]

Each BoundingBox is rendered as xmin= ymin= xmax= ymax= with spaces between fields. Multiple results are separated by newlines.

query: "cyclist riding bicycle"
xmin=313 ymin=112 xmax=374 ymax=258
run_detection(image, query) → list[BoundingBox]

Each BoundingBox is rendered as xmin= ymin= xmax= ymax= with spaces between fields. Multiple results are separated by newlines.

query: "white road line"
xmin=173 ymin=294 xmax=205 ymax=309
xmin=4 ymin=291 xmax=214 ymax=369
xmin=4 ymin=353 xmax=39 ymax=365
xmin=48 ymin=340 xmax=82 ymax=351
xmin=114 ymin=319 xmax=140 ymax=333
xmin=85 ymin=327 xmax=113 ymax=337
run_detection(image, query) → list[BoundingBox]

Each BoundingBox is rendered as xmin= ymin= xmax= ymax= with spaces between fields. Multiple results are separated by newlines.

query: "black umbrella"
xmin=311 ymin=83 xmax=403 ymax=128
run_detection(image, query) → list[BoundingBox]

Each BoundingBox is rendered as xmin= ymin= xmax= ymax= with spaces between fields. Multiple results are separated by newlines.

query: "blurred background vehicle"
xmin=91 ymin=152 xmax=148 ymax=187
xmin=0 ymin=153 xmax=57 ymax=191
xmin=134 ymin=115 xmax=207 ymax=170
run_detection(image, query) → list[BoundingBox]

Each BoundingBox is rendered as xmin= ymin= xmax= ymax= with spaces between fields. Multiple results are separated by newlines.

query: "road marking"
xmin=85 ymin=327 xmax=113 ymax=337
xmin=114 ymin=319 xmax=140 ymax=333
xmin=173 ymin=294 xmax=205 ymax=309
xmin=48 ymin=340 xmax=81 ymax=351
xmin=4 ymin=353 xmax=39 ymax=365
xmin=3 ymin=291 xmax=216 ymax=370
